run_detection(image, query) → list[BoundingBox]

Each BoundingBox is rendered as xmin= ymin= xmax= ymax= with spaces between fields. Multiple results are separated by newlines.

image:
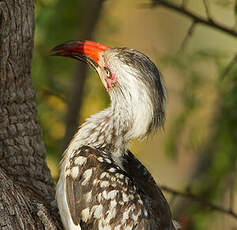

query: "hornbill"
xmin=51 ymin=41 xmax=178 ymax=230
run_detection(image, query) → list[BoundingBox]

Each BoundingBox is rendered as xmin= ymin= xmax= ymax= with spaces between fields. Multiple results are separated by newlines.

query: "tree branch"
xmin=220 ymin=53 xmax=237 ymax=79
xmin=151 ymin=0 xmax=237 ymax=38
xmin=203 ymin=0 xmax=212 ymax=21
xmin=235 ymin=0 xmax=237 ymax=30
xmin=160 ymin=185 xmax=237 ymax=220
xmin=178 ymin=20 xmax=196 ymax=53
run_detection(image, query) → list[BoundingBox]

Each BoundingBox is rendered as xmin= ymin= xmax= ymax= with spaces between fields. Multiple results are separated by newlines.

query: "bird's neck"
xmin=66 ymin=106 xmax=130 ymax=160
xmin=66 ymin=87 xmax=154 ymax=165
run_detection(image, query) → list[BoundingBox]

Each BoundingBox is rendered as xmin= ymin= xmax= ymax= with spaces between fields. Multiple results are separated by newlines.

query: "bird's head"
xmin=51 ymin=40 xmax=166 ymax=139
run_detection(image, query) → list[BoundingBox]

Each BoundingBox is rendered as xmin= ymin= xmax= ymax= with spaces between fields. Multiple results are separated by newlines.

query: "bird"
xmin=51 ymin=40 xmax=177 ymax=230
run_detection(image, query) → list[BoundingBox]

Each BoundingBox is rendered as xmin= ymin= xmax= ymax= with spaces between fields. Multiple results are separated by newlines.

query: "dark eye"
xmin=104 ymin=67 xmax=112 ymax=78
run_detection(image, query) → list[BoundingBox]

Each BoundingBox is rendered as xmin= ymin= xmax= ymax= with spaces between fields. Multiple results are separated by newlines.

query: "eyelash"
xmin=104 ymin=67 xmax=112 ymax=78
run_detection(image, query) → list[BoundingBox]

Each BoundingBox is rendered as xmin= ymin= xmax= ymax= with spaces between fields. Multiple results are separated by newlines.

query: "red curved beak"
xmin=50 ymin=40 xmax=110 ymax=67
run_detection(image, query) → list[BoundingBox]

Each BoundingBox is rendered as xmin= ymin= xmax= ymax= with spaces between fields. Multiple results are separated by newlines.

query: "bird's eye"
xmin=104 ymin=67 xmax=112 ymax=78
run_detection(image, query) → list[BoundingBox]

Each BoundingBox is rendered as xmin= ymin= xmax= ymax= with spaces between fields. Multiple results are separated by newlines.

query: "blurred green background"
xmin=33 ymin=0 xmax=237 ymax=229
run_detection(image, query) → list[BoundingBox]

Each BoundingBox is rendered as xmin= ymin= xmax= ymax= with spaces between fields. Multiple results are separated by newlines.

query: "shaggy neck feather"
xmin=66 ymin=83 xmax=153 ymax=160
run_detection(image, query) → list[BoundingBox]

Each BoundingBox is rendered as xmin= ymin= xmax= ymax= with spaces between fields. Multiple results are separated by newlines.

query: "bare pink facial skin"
xmin=104 ymin=64 xmax=118 ymax=91
xmin=106 ymin=73 xmax=117 ymax=91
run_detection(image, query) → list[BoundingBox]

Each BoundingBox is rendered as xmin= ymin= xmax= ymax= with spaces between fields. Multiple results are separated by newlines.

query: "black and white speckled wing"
xmin=65 ymin=146 xmax=162 ymax=230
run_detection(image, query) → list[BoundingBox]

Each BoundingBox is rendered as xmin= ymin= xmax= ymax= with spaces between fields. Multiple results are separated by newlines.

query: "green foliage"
xmin=163 ymin=48 xmax=237 ymax=228
xmin=33 ymin=0 xmax=84 ymax=165
xmin=162 ymin=50 xmax=217 ymax=157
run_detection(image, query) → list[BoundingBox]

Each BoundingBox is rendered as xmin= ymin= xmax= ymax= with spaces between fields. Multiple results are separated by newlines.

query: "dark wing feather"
xmin=65 ymin=146 xmax=175 ymax=229
xmin=66 ymin=175 xmax=80 ymax=225
xmin=65 ymin=146 xmax=165 ymax=229
xmin=65 ymin=146 xmax=99 ymax=226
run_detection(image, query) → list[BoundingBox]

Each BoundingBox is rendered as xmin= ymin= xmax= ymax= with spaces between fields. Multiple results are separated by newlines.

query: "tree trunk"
xmin=0 ymin=0 xmax=63 ymax=229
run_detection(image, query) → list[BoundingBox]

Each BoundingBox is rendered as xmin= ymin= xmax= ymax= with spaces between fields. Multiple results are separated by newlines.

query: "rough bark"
xmin=63 ymin=0 xmax=104 ymax=149
xmin=0 ymin=0 xmax=63 ymax=229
